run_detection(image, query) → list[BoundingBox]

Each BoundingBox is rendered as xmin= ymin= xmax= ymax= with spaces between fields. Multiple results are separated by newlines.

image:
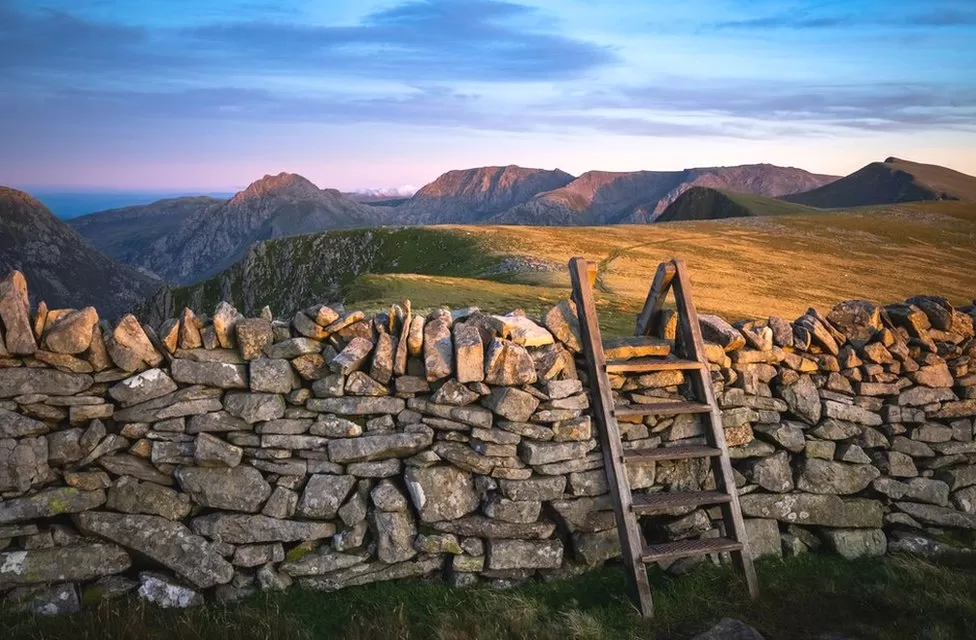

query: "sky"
xmin=2 ymin=0 xmax=975 ymax=192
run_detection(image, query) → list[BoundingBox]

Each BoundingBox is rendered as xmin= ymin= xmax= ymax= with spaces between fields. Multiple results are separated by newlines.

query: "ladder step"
xmin=622 ymin=445 xmax=722 ymax=462
xmin=605 ymin=357 xmax=704 ymax=374
xmin=602 ymin=336 xmax=671 ymax=360
xmin=631 ymin=490 xmax=731 ymax=514
xmin=641 ymin=537 xmax=742 ymax=563
xmin=613 ymin=401 xmax=712 ymax=417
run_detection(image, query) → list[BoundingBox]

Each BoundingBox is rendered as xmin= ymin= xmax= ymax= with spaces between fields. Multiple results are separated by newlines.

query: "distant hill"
xmin=394 ymin=165 xmax=576 ymax=223
xmin=491 ymin=164 xmax=837 ymax=225
xmin=782 ymin=157 xmax=976 ymax=208
xmin=0 ymin=187 xmax=161 ymax=318
xmin=69 ymin=196 xmax=223 ymax=264
xmin=131 ymin=172 xmax=389 ymax=284
xmin=657 ymin=187 xmax=819 ymax=222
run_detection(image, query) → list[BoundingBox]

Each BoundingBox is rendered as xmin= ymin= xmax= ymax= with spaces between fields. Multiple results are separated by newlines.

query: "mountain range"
xmin=2 ymin=155 xmax=972 ymax=316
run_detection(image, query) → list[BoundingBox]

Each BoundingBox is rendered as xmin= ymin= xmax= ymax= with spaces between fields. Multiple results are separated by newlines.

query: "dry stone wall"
xmin=1 ymin=268 xmax=975 ymax=616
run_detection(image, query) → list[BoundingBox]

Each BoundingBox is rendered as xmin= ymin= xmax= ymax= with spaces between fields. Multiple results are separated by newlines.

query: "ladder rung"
xmin=641 ymin=537 xmax=742 ymax=563
xmin=631 ymin=491 xmax=731 ymax=514
xmin=622 ymin=445 xmax=721 ymax=462
xmin=613 ymin=401 xmax=712 ymax=417
xmin=605 ymin=357 xmax=704 ymax=374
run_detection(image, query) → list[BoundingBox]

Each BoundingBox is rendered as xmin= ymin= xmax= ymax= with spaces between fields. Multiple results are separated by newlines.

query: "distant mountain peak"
xmin=234 ymin=172 xmax=322 ymax=202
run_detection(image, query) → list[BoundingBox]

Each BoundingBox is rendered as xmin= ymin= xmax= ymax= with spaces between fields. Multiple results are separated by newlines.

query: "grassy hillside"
xmin=784 ymin=157 xmax=976 ymax=208
xmin=657 ymin=187 xmax=819 ymax=222
xmin=146 ymin=201 xmax=976 ymax=335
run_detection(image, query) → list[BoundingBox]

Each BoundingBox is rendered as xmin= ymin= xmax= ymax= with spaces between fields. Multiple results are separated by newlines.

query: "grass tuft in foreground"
xmin=4 ymin=552 xmax=976 ymax=640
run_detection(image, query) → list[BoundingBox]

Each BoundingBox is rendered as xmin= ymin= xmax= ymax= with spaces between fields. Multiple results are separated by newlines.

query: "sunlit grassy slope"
xmin=159 ymin=202 xmax=976 ymax=336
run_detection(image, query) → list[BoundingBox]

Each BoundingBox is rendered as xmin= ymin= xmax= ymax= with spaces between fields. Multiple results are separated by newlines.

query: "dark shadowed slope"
xmin=657 ymin=187 xmax=820 ymax=222
xmin=393 ymin=165 xmax=575 ymax=224
xmin=492 ymin=164 xmax=837 ymax=225
xmin=68 ymin=196 xmax=222 ymax=265
xmin=782 ymin=157 xmax=976 ymax=208
xmin=0 ymin=187 xmax=161 ymax=318
xmin=132 ymin=172 xmax=388 ymax=284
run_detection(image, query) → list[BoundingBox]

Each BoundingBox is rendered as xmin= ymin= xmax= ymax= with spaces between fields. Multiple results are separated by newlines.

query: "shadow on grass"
xmin=4 ymin=552 xmax=976 ymax=640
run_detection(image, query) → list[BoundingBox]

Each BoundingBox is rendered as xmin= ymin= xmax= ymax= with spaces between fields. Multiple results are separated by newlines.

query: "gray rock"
xmin=0 ymin=487 xmax=105 ymax=524
xmin=743 ymin=451 xmax=793 ymax=492
xmin=809 ymin=419 xmax=860 ymax=440
xmin=484 ymin=338 xmax=537 ymax=386
xmin=0 ymin=543 xmax=131 ymax=588
xmin=424 ymin=316 xmax=454 ymax=382
xmin=310 ymin=415 xmax=363 ymax=438
xmin=99 ymin=454 xmax=174 ymax=486
xmin=483 ymin=496 xmax=542 ymax=523
xmin=297 ymin=474 xmax=356 ymax=519
xmin=499 ymin=476 xmax=568 ymax=501
xmin=796 ymin=458 xmax=880 ymax=495
xmin=572 ymin=529 xmax=620 ymax=565
xmin=691 ymin=618 xmax=765 ymax=640
xmin=481 ymin=387 xmax=540 ymax=422
xmin=895 ymin=502 xmax=976 ymax=529
xmin=232 ymin=543 xmax=284 ymax=568
xmin=779 ymin=376 xmax=821 ymax=425
xmin=261 ymin=486 xmax=298 ymax=519
xmin=172 ymin=359 xmax=248 ymax=389
xmin=235 ymin=318 xmax=273 ymax=360
xmin=6 ymin=583 xmax=79 ymax=616
xmin=743 ymin=519 xmax=781 ymax=560
xmin=109 ymin=368 xmax=178 ymax=407
xmin=904 ymin=478 xmax=950 ymax=506
xmin=453 ymin=322 xmax=484 ymax=384
xmin=175 ymin=466 xmax=271 ymax=512
xmin=0 ymin=368 xmax=93 ymax=398
xmin=280 ymin=549 xmax=369 ymax=577
xmin=194 ymin=432 xmax=243 ymax=467
xmin=430 ymin=515 xmax=555 ymax=539
xmin=114 ymin=386 xmax=223 ymax=423
xmin=332 ymin=337 xmax=374 ymax=375
xmin=307 ymin=396 xmax=406 ymax=415
xmin=0 ymin=271 xmax=36 ymax=355
xmin=106 ymin=476 xmax=192 ymax=520
xmin=0 ymin=408 xmax=47 ymax=438
xmin=250 ymin=358 xmax=297 ymax=394
xmin=191 ymin=513 xmax=335 ymax=543
xmin=224 ymin=392 xmax=285 ymax=423
xmin=739 ymin=493 xmax=883 ymax=527
xmin=371 ymin=479 xmax=410 ymax=511
xmin=822 ymin=400 xmax=882 ymax=426
xmin=329 ymin=432 xmax=432 ymax=463
xmin=487 ymin=539 xmax=563 ymax=570
xmin=106 ymin=314 xmax=163 ymax=372
xmin=75 ymin=512 xmax=233 ymax=588
xmin=826 ymin=300 xmax=881 ymax=347
xmin=264 ymin=337 xmax=321 ymax=359
xmin=138 ymin=572 xmax=204 ymax=608
xmin=372 ymin=510 xmax=418 ymax=563
xmin=518 ymin=440 xmax=594 ymax=465
xmin=0 ymin=436 xmax=48 ymax=493
xmin=821 ymin=528 xmax=886 ymax=559
xmin=405 ymin=466 xmax=479 ymax=522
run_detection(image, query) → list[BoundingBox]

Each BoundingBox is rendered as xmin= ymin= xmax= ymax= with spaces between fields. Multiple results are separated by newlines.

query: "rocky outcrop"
xmin=0 ymin=188 xmax=160 ymax=318
xmin=0 ymin=268 xmax=974 ymax=615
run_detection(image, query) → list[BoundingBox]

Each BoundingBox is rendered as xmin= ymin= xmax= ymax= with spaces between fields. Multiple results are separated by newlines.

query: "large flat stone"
xmin=329 ymin=432 xmax=432 ymax=463
xmin=74 ymin=512 xmax=233 ymax=588
xmin=175 ymin=466 xmax=271 ymax=512
xmin=109 ymin=369 xmax=178 ymax=407
xmin=172 ymin=359 xmax=247 ymax=389
xmin=0 ymin=543 xmax=131 ymax=588
xmin=0 ymin=487 xmax=105 ymax=524
xmin=0 ymin=368 xmax=93 ymax=398
xmin=190 ymin=513 xmax=335 ymax=543
xmin=739 ymin=493 xmax=883 ymax=528
xmin=307 ymin=396 xmax=406 ymax=415
xmin=487 ymin=539 xmax=562 ymax=570
xmin=0 ymin=436 xmax=48 ymax=493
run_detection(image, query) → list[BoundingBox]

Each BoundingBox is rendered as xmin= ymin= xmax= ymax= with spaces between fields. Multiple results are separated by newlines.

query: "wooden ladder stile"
xmin=568 ymin=256 xmax=759 ymax=619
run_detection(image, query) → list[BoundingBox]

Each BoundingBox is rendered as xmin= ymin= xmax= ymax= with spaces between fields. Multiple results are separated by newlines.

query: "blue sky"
xmin=2 ymin=0 xmax=974 ymax=191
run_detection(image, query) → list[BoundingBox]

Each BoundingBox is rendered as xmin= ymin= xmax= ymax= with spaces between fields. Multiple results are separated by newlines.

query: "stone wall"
xmin=0 ymin=268 xmax=974 ymax=615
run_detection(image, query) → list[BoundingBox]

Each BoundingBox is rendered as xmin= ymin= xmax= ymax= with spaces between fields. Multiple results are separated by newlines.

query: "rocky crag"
xmin=0 ymin=188 xmax=161 ymax=319
xmin=1 ymin=269 xmax=975 ymax=616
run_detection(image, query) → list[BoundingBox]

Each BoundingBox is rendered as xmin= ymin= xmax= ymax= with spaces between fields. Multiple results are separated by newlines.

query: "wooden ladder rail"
xmin=568 ymin=257 xmax=654 ymax=616
xmin=670 ymin=259 xmax=760 ymax=600
xmin=569 ymin=256 xmax=759 ymax=618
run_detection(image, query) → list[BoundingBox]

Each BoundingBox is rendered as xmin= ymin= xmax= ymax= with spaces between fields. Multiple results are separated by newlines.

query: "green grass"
xmin=5 ymin=553 xmax=976 ymax=640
